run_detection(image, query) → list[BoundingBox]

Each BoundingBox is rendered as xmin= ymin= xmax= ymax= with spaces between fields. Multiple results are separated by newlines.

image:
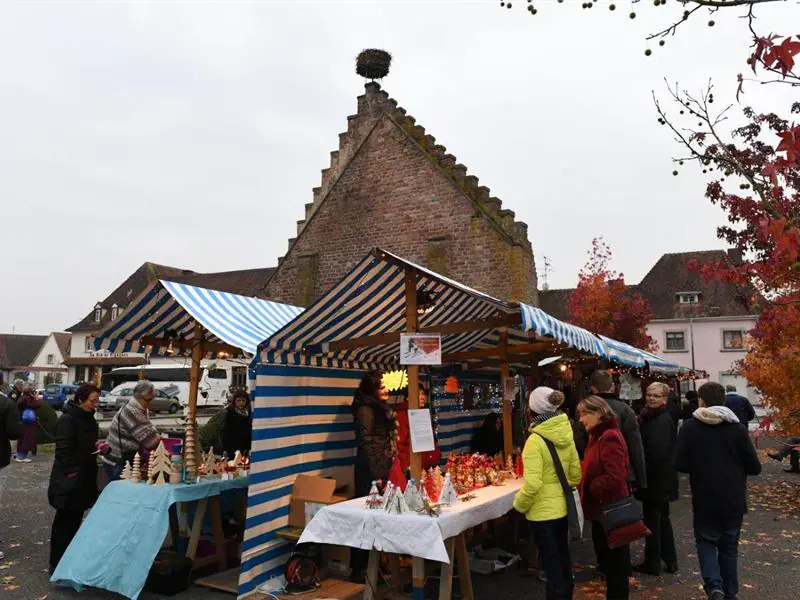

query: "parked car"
xmin=43 ymin=383 xmax=80 ymax=409
xmin=107 ymin=382 xmax=182 ymax=414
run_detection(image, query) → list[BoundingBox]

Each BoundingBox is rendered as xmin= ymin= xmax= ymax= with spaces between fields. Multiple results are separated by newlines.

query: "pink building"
xmin=541 ymin=249 xmax=761 ymax=404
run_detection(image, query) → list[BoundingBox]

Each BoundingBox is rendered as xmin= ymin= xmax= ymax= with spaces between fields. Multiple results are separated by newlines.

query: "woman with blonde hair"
xmin=514 ymin=386 xmax=581 ymax=599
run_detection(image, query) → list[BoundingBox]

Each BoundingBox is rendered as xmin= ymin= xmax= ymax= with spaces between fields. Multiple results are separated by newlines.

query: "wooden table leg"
xmin=168 ymin=505 xmax=179 ymax=547
xmin=438 ymin=538 xmax=456 ymax=600
xmin=363 ymin=550 xmax=380 ymax=600
xmin=209 ymin=496 xmax=227 ymax=571
xmin=412 ymin=557 xmax=425 ymax=600
xmin=186 ymin=499 xmax=208 ymax=561
xmin=388 ymin=554 xmax=402 ymax=591
xmin=454 ymin=533 xmax=475 ymax=600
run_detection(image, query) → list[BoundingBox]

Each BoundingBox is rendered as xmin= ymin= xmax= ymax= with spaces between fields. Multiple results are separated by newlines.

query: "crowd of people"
xmin=514 ymin=371 xmax=762 ymax=600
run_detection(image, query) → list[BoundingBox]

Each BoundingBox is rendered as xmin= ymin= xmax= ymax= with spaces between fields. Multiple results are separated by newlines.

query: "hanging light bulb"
xmin=166 ymin=339 xmax=175 ymax=355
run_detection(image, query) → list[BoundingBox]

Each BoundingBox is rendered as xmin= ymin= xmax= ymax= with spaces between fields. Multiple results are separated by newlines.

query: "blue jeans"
xmin=530 ymin=518 xmax=574 ymax=599
xmin=694 ymin=513 xmax=743 ymax=599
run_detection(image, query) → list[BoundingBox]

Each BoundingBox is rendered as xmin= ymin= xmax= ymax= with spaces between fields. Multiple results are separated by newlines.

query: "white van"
xmin=102 ymin=364 xmax=232 ymax=408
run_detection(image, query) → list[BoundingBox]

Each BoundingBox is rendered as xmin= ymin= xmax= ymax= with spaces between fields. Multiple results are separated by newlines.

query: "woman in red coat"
xmin=578 ymin=396 xmax=632 ymax=600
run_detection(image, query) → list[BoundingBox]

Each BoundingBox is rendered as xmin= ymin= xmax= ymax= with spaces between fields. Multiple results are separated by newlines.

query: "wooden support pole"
xmin=187 ymin=321 xmax=205 ymax=423
xmin=405 ymin=269 xmax=422 ymax=483
xmin=499 ymin=330 xmax=513 ymax=458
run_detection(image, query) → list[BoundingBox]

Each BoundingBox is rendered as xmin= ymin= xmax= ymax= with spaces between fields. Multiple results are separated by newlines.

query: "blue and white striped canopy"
xmin=93 ymin=280 xmax=303 ymax=358
xmin=639 ymin=349 xmax=680 ymax=375
xmin=260 ymin=249 xmax=613 ymax=368
xmin=597 ymin=335 xmax=648 ymax=368
xmin=520 ymin=304 xmax=607 ymax=357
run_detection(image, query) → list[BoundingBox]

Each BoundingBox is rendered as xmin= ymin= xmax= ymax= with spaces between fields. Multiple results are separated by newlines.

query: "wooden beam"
xmin=442 ymin=341 xmax=557 ymax=363
xmin=141 ymin=336 xmax=242 ymax=357
xmin=306 ymin=315 xmax=520 ymax=353
xmin=404 ymin=269 xmax=422 ymax=482
xmin=500 ymin=330 xmax=513 ymax=458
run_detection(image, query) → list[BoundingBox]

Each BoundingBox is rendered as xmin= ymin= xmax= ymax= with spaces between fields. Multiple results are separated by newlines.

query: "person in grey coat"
xmin=589 ymin=370 xmax=648 ymax=491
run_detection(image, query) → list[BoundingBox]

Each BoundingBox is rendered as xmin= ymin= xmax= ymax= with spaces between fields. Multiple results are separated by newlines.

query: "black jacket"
xmin=221 ymin=406 xmax=252 ymax=459
xmin=725 ymin=393 xmax=756 ymax=428
xmin=0 ymin=394 xmax=22 ymax=468
xmin=638 ymin=407 xmax=679 ymax=504
xmin=667 ymin=392 xmax=682 ymax=425
xmin=352 ymin=390 xmax=393 ymax=496
xmin=596 ymin=392 xmax=648 ymax=489
xmin=48 ymin=403 xmax=100 ymax=512
xmin=674 ymin=412 xmax=761 ymax=518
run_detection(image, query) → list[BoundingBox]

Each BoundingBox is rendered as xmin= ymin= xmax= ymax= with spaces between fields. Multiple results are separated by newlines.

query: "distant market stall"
xmin=240 ymin=247 xmax=677 ymax=598
xmin=51 ymin=281 xmax=303 ymax=600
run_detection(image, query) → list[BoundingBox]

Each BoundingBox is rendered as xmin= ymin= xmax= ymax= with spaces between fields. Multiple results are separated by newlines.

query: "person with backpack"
xmin=514 ymin=386 xmax=581 ymax=599
xmin=674 ymin=382 xmax=761 ymax=600
xmin=16 ymin=383 xmax=41 ymax=462
xmin=0 ymin=389 xmax=23 ymax=560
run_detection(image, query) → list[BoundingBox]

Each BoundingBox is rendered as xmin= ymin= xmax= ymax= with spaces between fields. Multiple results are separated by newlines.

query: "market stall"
xmin=239 ymin=248 xmax=663 ymax=598
xmin=51 ymin=280 xmax=303 ymax=600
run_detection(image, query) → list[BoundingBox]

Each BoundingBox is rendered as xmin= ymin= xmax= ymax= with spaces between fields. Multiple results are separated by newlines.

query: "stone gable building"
xmin=264 ymin=81 xmax=537 ymax=307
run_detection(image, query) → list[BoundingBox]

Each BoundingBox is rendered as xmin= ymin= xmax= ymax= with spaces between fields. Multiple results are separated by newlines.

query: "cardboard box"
xmin=288 ymin=474 xmax=349 ymax=529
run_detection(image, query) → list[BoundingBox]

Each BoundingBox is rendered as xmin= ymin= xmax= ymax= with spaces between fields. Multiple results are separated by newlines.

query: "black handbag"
xmin=599 ymin=494 xmax=643 ymax=532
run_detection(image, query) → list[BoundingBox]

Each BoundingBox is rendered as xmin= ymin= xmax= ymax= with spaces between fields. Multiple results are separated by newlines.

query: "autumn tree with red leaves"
xmin=567 ymin=237 xmax=657 ymax=351
xmin=652 ymin=21 xmax=800 ymax=431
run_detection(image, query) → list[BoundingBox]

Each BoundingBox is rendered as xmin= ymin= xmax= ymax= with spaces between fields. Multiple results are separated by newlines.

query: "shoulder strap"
xmin=533 ymin=432 xmax=572 ymax=497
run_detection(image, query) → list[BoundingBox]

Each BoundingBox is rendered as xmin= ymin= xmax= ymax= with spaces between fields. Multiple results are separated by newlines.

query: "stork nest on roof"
xmin=356 ymin=49 xmax=392 ymax=80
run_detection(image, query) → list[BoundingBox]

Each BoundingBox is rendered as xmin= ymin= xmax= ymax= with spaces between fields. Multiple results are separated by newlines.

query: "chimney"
xmin=727 ymin=248 xmax=743 ymax=266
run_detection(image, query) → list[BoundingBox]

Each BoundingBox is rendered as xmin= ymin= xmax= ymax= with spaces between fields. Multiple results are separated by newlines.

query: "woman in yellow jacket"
xmin=514 ymin=387 xmax=582 ymax=600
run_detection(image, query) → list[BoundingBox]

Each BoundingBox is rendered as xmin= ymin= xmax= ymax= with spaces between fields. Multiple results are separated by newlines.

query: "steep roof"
xmin=53 ymin=332 xmax=71 ymax=359
xmin=638 ymin=250 xmax=753 ymax=320
xmin=538 ymin=288 xmax=574 ymax=321
xmin=278 ymin=81 xmax=531 ymax=263
xmin=0 ymin=334 xmax=47 ymax=369
xmin=67 ymin=262 xmax=195 ymax=332
xmin=167 ymin=267 xmax=275 ymax=298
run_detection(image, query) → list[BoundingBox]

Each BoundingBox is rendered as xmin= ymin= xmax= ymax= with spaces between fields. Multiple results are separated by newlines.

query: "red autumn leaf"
xmin=774 ymin=36 xmax=800 ymax=76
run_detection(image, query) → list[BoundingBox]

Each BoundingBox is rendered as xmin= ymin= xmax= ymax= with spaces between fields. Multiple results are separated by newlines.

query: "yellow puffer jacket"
xmin=513 ymin=413 xmax=581 ymax=522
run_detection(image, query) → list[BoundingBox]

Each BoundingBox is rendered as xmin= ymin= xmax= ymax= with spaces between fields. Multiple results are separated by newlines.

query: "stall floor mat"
xmin=254 ymin=578 xmax=364 ymax=600
xmin=195 ymin=567 xmax=241 ymax=594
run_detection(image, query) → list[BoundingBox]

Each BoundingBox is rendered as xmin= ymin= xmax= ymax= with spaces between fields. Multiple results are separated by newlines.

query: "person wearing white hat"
xmin=514 ymin=386 xmax=581 ymax=599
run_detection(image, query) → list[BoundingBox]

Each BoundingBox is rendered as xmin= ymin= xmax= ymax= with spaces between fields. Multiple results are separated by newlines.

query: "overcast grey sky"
xmin=2 ymin=1 xmax=797 ymax=334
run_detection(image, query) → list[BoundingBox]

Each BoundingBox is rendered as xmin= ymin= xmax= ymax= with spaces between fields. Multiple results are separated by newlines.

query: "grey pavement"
xmin=1 ymin=447 xmax=798 ymax=600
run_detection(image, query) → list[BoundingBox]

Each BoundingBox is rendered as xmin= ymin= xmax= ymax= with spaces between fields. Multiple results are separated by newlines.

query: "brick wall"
xmin=266 ymin=83 xmax=538 ymax=308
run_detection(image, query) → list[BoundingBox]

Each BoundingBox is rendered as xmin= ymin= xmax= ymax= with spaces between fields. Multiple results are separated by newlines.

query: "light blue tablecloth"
xmin=51 ymin=475 xmax=249 ymax=600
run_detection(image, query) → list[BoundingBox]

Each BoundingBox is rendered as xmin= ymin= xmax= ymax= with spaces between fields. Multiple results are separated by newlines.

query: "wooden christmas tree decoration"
xmin=439 ymin=473 xmax=460 ymax=506
xmin=184 ymin=420 xmax=198 ymax=480
xmin=203 ymin=447 xmax=216 ymax=478
xmin=120 ymin=461 xmax=133 ymax=481
xmin=131 ymin=453 xmax=142 ymax=483
xmin=365 ymin=481 xmax=383 ymax=510
xmin=149 ymin=441 xmax=172 ymax=485
xmin=381 ymin=482 xmax=396 ymax=512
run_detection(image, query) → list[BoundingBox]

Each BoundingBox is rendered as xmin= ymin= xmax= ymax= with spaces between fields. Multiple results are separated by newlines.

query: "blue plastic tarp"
xmin=51 ymin=476 xmax=249 ymax=600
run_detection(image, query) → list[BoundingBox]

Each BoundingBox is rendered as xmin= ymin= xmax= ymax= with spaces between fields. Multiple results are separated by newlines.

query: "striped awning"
xmin=520 ymin=304 xmax=606 ymax=357
xmin=93 ymin=280 xmax=303 ymax=358
xmin=640 ymin=349 xmax=681 ymax=375
xmin=598 ymin=335 xmax=648 ymax=368
xmin=260 ymin=248 xmax=611 ymax=368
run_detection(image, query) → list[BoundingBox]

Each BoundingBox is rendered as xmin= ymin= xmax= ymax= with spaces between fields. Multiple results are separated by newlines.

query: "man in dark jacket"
xmin=590 ymin=370 xmax=648 ymax=490
xmin=674 ymin=382 xmax=761 ymax=600
xmin=634 ymin=382 xmax=679 ymax=576
xmin=0 ymin=390 xmax=23 ymax=560
xmin=724 ymin=385 xmax=756 ymax=430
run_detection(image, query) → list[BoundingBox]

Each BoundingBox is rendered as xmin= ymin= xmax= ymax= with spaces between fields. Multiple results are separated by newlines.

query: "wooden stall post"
xmin=404 ymin=269 xmax=422 ymax=482
xmin=184 ymin=321 xmax=204 ymax=479
xmin=404 ymin=269 xmax=426 ymax=600
xmin=499 ymin=329 xmax=513 ymax=459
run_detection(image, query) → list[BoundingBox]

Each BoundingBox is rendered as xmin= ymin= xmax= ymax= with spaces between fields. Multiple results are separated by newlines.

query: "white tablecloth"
xmin=298 ymin=479 xmax=523 ymax=563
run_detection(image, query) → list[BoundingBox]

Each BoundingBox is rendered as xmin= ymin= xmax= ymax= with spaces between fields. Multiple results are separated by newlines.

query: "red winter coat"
xmin=578 ymin=418 xmax=630 ymax=522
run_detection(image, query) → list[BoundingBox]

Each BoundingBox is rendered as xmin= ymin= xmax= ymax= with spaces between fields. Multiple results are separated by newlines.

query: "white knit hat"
xmin=529 ymin=386 xmax=564 ymax=414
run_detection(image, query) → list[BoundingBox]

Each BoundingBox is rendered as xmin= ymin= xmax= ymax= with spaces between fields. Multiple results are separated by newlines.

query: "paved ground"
xmin=1 ymin=445 xmax=798 ymax=600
